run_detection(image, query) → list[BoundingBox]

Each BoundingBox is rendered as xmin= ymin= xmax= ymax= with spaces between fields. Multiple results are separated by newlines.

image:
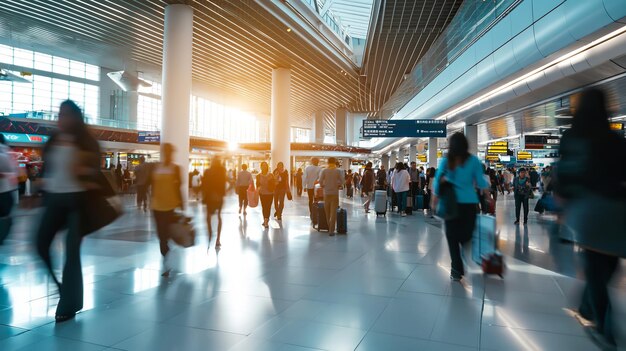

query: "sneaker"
xmin=238 ymin=208 xmax=242 ymax=214
xmin=514 ymin=220 xmax=520 ymax=224
xmin=329 ymin=232 xmax=335 ymax=237
xmin=401 ymin=212 xmax=407 ymax=217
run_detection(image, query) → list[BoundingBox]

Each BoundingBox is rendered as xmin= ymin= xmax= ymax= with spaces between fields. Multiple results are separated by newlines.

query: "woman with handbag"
xmin=256 ymin=162 xmax=275 ymax=228
xmin=556 ymin=89 xmax=626 ymax=350
xmin=203 ymin=156 xmax=227 ymax=248
xmin=433 ymin=132 xmax=490 ymax=281
xmin=150 ymin=143 xmax=184 ymax=274
xmin=272 ymin=162 xmax=291 ymax=221
xmin=36 ymin=100 xmax=101 ymax=323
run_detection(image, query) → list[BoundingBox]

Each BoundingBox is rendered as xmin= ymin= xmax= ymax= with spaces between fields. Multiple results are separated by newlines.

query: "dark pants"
xmin=296 ymin=184 xmax=303 ymax=197
xmin=444 ymin=204 xmax=477 ymax=276
xmin=153 ymin=210 xmax=174 ymax=256
xmin=580 ymin=250 xmax=619 ymax=343
xmin=136 ymin=185 xmax=148 ymax=210
xmin=0 ymin=191 xmax=14 ymax=244
xmin=307 ymin=188 xmax=315 ymax=219
xmin=36 ymin=192 xmax=86 ymax=316
xmin=260 ymin=194 xmax=273 ymax=220
xmin=514 ymin=195 xmax=529 ymax=221
xmin=237 ymin=186 xmax=248 ymax=209
xmin=274 ymin=188 xmax=286 ymax=217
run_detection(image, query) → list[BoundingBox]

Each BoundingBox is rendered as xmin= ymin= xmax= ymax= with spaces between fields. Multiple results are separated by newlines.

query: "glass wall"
xmin=0 ymin=44 xmax=100 ymax=118
xmin=190 ymin=95 xmax=265 ymax=143
xmin=137 ymin=80 xmax=162 ymax=131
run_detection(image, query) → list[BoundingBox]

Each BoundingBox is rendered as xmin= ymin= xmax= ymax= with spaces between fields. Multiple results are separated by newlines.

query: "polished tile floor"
xmin=0 ymin=190 xmax=624 ymax=350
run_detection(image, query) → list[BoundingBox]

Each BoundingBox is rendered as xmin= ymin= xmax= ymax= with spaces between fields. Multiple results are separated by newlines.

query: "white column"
xmin=271 ymin=67 xmax=291 ymax=170
xmin=408 ymin=144 xmax=417 ymax=164
xmin=398 ymin=148 xmax=406 ymax=164
xmin=464 ymin=125 xmax=478 ymax=155
xmin=314 ymin=110 xmax=325 ymax=143
xmin=161 ymin=4 xmax=193 ymax=201
xmin=128 ymin=91 xmax=138 ymax=129
xmin=341 ymin=158 xmax=350 ymax=171
xmin=381 ymin=154 xmax=390 ymax=171
xmin=390 ymin=151 xmax=398 ymax=168
xmin=335 ymin=108 xmax=347 ymax=145
xmin=428 ymin=137 xmax=438 ymax=168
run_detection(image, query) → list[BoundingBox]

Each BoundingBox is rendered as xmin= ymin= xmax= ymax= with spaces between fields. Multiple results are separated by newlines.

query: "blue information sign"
xmin=362 ymin=119 xmax=447 ymax=138
xmin=1 ymin=133 xmax=49 ymax=144
xmin=138 ymin=131 xmax=160 ymax=143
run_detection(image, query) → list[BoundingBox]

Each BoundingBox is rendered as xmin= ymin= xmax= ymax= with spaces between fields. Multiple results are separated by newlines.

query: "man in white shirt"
xmin=303 ymin=157 xmax=321 ymax=222
xmin=0 ymin=134 xmax=17 ymax=244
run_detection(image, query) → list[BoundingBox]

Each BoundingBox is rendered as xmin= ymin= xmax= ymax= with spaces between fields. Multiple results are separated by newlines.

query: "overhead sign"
xmin=610 ymin=122 xmax=624 ymax=131
xmin=138 ymin=131 xmax=160 ymax=143
xmin=517 ymin=151 xmax=533 ymax=160
xmin=487 ymin=141 xmax=508 ymax=155
xmin=362 ymin=120 xmax=447 ymax=138
xmin=417 ymin=154 xmax=427 ymax=162
xmin=525 ymin=135 xmax=560 ymax=149
xmin=1 ymin=133 xmax=49 ymax=144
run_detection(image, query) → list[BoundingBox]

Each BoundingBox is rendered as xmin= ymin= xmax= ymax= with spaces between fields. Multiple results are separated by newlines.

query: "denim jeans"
xmin=396 ymin=191 xmax=408 ymax=213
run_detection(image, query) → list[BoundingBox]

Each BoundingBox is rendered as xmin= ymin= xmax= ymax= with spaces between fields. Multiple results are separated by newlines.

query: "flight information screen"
xmin=362 ymin=119 xmax=447 ymax=138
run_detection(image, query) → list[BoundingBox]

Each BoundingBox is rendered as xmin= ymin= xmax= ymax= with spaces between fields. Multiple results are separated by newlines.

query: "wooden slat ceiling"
xmin=0 ymin=0 xmax=462 ymax=130
xmin=361 ymin=0 xmax=462 ymax=118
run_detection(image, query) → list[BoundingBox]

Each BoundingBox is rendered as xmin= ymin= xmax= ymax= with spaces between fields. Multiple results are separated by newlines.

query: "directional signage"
xmin=138 ymin=131 xmax=160 ymax=143
xmin=1 ymin=132 xmax=49 ymax=144
xmin=362 ymin=119 xmax=447 ymax=138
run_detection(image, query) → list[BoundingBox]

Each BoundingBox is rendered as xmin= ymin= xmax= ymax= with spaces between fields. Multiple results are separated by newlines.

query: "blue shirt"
xmin=433 ymin=156 xmax=489 ymax=204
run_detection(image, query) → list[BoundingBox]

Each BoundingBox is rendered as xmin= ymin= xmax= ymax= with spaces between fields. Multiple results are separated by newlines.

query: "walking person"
xmin=513 ymin=168 xmax=531 ymax=224
xmin=35 ymin=100 xmax=102 ymax=322
xmin=408 ymin=162 xmax=420 ymax=206
xmin=361 ymin=162 xmax=375 ymax=213
xmin=376 ymin=165 xmax=387 ymax=190
xmin=203 ymin=156 xmax=227 ymax=248
xmin=134 ymin=156 xmax=150 ymax=211
xmin=319 ymin=157 xmax=344 ymax=236
xmin=488 ymin=168 xmax=500 ymax=203
xmin=303 ymin=157 xmax=321 ymax=224
xmin=426 ymin=167 xmax=436 ymax=217
xmin=191 ymin=170 xmax=202 ymax=201
xmin=433 ymin=132 xmax=490 ymax=281
xmin=345 ymin=169 xmax=354 ymax=198
xmin=295 ymin=168 xmax=303 ymax=197
xmin=235 ymin=164 xmax=253 ymax=215
xmin=391 ymin=163 xmax=411 ymax=216
xmin=556 ymin=89 xmax=626 ymax=350
xmin=272 ymin=162 xmax=291 ymax=221
xmin=256 ymin=161 xmax=275 ymax=228
xmin=0 ymin=134 xmax=17 ymax=245
xmin=150 ymin=143 xmax=184 ymax=275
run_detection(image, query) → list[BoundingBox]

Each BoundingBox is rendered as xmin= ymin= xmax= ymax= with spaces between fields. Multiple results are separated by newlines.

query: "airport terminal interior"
xmin=0 ymin=0 xmax=626 ymax=350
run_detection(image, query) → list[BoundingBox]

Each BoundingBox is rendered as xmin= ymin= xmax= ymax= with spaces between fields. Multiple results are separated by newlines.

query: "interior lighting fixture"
xmin=286 ymin=28 xmax=292 ymax=32
xmin=435 ymin=25 xmax=626 ymax=122
xmin=228 ymin=142 xmax=238 ymax=152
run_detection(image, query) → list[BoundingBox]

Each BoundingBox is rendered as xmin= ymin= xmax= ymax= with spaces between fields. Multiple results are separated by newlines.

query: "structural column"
xmin=408 ymin=144 xmax=417 ymax=164
xmin=342 ymin=158 xmax=350 ymax=171
xmin=335 ymin=108 xmax=347 ymax=145
xmin=428 ymin=137 xmax=438 ymax=168
xmin=270 ymin=67 xmax=291 ymax=170
xmin=381 ymin=154 xmax=390 ymax=172
xmin=398 ymin=148 xmax=406 ymax=164
xmin=464 ymin=125 xmax=478 ymax=155
xmin=161 ymin=4 xmax=193 ymax=201
xmin=314 ymin=110 xmax=325 ymax=144
xmin=390 ymin=151 xmax=398 ymax=168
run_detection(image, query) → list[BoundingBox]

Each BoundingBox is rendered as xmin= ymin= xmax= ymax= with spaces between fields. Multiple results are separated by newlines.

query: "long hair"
xmin=447 ymin=132 xmax=470 ymax=170
xmin=571 ymin=88 xmax=610 ymax=138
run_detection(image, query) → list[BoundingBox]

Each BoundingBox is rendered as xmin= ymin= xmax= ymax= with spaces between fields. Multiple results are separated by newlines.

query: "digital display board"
xmin=417 ymin=154 xmax=427 ymax=162
xmin=525 ymin=135 xmax=560 ymax=149
xmin=138 ymin=131 xmax=160 ymax=143
xmin=610 ymin=122 xmax=624 ymax=131
xmin=517 ymin=151 xmax=533 ymax=160
xmin=362 ymin=119 xmax=446 ymax=138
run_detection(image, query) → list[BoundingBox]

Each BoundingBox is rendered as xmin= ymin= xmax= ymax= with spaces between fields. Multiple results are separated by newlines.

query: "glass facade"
xmin=0 ymin=44 xmax=100 ymax=118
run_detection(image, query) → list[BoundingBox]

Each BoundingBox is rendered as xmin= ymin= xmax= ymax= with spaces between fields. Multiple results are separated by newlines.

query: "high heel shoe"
xmin=55 ymin=312 xmax=76 ymax=323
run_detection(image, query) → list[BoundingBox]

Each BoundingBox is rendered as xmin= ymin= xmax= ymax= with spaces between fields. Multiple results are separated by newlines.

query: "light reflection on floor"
xmin=0 ymin=192 xmax=622 ymax=350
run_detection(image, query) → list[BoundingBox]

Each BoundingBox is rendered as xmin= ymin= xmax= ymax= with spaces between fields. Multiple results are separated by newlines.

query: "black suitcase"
xmin=316 ymin=202 xmax=329 ymax=231
xmin=336 ymin=207 xmax=347 ymax=234
xmin=311 ymin=201 xmax=319 ymax=225
xmin=405 ymin=196 xmax=413 ymax=215
xmin=390 ymin=190 xmax=397 ymax=211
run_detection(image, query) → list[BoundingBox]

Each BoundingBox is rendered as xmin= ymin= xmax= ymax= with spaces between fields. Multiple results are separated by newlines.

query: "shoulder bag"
xmin=436 ymin=164 xmax=458 ymax=220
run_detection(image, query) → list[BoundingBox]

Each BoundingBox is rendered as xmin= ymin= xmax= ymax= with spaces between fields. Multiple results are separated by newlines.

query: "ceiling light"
xmin=286 ymin=28 xmax=292 ymax=32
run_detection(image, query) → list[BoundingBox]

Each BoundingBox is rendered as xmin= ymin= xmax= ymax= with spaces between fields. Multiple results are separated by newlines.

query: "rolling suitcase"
xmin=374 ymin=190 xmax=387 ymax=216
xmin=471 ymin=214 xmax=504 ymax=278
xmin=336 ymin=207 xmax=347 ymax=234
xmin=316 ymin=202 xmax=329 ymax=231
xmin=405 ymin=195 xmax=413 ymax=215
xmin=314 ymin=184 xmax=324 ymax=201
xmin=346 ymin=186 xmax=353 ymax=198
xmin=416 ymin=194 xmax=424 ymax=210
